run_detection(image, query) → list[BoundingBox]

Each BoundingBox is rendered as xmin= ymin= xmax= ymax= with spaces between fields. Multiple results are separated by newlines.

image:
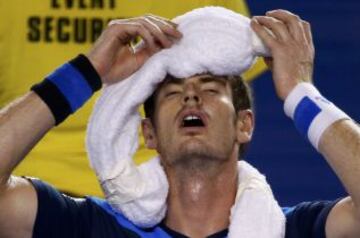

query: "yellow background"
xmin=0 ymin=0 xmax=266 ymax=196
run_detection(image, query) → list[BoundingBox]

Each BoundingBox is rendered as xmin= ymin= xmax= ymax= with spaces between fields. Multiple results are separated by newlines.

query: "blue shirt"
xmin=29 ymin=178 xmax=339 ymax=238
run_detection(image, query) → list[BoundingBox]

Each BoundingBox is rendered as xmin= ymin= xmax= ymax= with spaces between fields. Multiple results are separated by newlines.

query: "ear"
xmin=235 ymin=109 xmax=255 ymax=144
xmin=141 ymin=118 xmax=158 ymax=150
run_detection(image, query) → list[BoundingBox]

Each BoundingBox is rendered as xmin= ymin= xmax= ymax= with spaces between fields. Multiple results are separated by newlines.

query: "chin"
xmin=179 ymin=138 xmax=208 ymax=153
xmin=159 ymin=136 xmax=232 ymax=166
xmin=173 ymin=140 xmax=226 ymax=163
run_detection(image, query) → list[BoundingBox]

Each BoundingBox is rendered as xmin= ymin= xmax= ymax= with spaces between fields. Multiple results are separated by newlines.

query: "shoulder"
xmin=325 ymin=197 xmax=360 ymax=238
xmin=0 ymin=176 xmax=38 ymax=238
xmin=28 ymin=178 xmax=144 ymax=238
xmin=87 ymin=196 xmax=173 ymax=237
xmin=283 ymin=199 xmax=341 ymax=238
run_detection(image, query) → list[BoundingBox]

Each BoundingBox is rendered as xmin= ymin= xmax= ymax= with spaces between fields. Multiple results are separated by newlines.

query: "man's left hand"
xmin=251 ymin=10 xmax=315 ymax=100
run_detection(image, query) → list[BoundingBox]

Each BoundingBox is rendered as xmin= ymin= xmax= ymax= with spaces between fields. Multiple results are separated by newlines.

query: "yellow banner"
xmin=0 ymin=0 xmax=266 ymax=196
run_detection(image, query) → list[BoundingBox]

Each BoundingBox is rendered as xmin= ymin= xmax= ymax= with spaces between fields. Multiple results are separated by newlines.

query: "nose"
xmin=182 ymin=84 xmax=202 ymax=105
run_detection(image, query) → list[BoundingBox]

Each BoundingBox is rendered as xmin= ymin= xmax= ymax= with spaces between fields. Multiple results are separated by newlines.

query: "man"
xmin=0 ymin=9 xmax=359 ymax=238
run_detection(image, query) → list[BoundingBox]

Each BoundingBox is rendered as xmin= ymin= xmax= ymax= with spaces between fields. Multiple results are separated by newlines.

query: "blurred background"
xmin=0 ymin=0 xmax=359 ymax=206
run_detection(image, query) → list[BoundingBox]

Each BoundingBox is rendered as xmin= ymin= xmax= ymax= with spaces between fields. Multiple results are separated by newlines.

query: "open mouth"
xmin=181 ymin=115 xmax=205 ymax=127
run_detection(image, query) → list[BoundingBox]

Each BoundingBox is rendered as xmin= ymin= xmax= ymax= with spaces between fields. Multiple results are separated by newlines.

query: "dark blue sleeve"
xmin=28 ymin=178 xmax=140 ymax=238
xmin=284 ymin=199 xmax=341 ymax=238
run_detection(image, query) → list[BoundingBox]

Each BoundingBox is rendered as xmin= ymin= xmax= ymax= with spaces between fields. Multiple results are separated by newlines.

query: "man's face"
xmin=146 ymin=74 xmax=243 ymax=166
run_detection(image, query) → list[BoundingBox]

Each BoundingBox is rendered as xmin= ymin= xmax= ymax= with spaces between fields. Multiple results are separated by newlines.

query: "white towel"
xmin=86 ymin=6 xmax=285 ymax=237
xmin=229 ymin=161 xmax=285 ymax=238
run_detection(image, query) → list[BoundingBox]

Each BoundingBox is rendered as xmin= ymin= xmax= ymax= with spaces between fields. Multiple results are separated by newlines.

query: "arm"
xmin=0 ymin=92 xmax=54 ymax=238
xmin=251 ymin=9 xmax=360 ymax=238
xmin=0 ymin=15 xmax=181 ymax=238
xmin=320 ymin=120 xmax=360 ymax=237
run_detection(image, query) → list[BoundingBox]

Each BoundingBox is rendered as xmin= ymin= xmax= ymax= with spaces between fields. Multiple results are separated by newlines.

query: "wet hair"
xmin=144 ymin=74 xmax=253 ymax=158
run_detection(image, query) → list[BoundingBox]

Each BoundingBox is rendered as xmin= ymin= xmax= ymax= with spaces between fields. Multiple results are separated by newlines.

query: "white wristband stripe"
xmin=307 ymin=103 xmax=347 ymax=148
xmin=284 ymin=83 xmax=321 ymax=119
xmin=284 ymin=83 xmax=350 ymax=150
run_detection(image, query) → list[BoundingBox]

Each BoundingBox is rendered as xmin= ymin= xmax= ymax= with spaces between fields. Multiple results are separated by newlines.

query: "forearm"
xmin=319 ymin=119 xmax=360 ymax=207
xmin=0 ymin=55 xmax=102 ymax=188
xmin=0 ymin=92 xmax=54 ymax=186
xmin=251 ymin=10 xmax=360 ymax=236
xmin=284 ymin=82 xmax=360 ymax=207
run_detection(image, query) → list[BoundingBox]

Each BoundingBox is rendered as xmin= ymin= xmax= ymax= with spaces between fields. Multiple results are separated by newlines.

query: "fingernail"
xmin=169 ymin=22 xmax=178 ymax=28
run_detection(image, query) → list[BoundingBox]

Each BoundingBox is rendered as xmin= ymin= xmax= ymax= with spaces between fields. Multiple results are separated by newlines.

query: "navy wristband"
xmin=31 ymin=54 xmax=102 ymax=125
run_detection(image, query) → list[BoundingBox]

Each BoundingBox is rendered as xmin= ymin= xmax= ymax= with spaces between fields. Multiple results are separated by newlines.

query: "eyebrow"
xmin=162 ymin=75 xmax=227 ymax=87
xmin=199 ymin=76 xmax=227 ymax=87
xmin=162 ymin=76 xmax=183 ymax=85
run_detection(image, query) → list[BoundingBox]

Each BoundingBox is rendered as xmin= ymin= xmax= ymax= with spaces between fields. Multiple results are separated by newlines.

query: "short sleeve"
xmin=28 ymin=178 xmax=141 ymax=238
xmin=284 ymin=199 xmax=341 ymax=238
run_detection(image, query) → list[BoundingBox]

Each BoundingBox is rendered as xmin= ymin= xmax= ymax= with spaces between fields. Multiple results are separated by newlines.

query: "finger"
xmin=111 ymin=16 xmax=182 ymax=42
xmin=133 ymin=47 xmax=152 ymax=67
xmin=122 ymin=22 xmax=159 ymax=53
xmin=251 ymin=18 xmax=278 ymax=49
xmin=266 ymin=10 xmax=306 ymax=42
xmin=133 ymin=40 xmax=146 ymax=53
xmin=253 ymin=16 xmax=291 ymax=41
xmin=136 ymin=17 xmax=173 ymax=48
xmin=108 ymin=18 xmax=131 ymax=26
xmin=109 ymin=19 xmax=150 ymax=46
xmin=145 ymin=15 xmax=183 ymax=39
xmin=145 ymin=14 xmax=178 ymax=28
xmin=301 ymin=20 xmax=313 ymax=45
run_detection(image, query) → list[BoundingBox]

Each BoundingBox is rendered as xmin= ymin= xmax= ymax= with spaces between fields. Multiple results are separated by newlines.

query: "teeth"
xmin=184 ymin=115 xmax=200 ymax=121
xmin=182 ymin=114 xmax=205 ymax=127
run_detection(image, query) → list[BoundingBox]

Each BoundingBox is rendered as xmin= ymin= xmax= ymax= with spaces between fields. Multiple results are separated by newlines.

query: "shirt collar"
xmin=159 ymin=222 xmax=228 ymax=238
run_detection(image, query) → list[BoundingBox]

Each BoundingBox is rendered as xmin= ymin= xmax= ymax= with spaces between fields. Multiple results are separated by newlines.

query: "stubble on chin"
xmin=161 ymin=141 xmax=230 ymax=173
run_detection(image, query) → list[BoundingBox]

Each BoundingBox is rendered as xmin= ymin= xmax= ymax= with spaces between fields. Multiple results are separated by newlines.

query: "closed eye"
xmin=204 ymin=89 xmax=219 ymax=94
xmin=165 ymin=91 xmax=181 ymax=97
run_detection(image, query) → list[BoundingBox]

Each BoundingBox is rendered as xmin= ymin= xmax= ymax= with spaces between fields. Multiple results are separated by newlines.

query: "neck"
xmin=164 ymin=156 xmax=238 ymax=238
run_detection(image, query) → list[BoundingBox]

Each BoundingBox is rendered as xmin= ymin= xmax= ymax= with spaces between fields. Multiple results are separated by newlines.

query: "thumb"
xmin=134 ymin=50 xmax=149 ymax=70
xmin=133 ymin=45 xmax=160 ymax=70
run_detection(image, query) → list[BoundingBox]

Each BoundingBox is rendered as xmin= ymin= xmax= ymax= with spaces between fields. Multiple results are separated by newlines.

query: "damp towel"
xmin=86 ymin=6 xmax=285 ymax=238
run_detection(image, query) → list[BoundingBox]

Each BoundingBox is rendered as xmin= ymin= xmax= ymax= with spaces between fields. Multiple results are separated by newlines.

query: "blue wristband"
xmin=31 ymin=54 xmax=102 ymax=125
xmin=284 ymin=83 xmax=350 ymax=149
xmin=47 ymin=63 xmax=93 ymax=112
xmin=293 ymin=96 xmax=322 ymax=139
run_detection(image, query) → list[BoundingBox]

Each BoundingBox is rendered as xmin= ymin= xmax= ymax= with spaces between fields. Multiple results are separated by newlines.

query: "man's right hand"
xmin=87 ymin=15 xmax=182 ymax=85
xmin=0 ymin=13 xmax=181 ymax=238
